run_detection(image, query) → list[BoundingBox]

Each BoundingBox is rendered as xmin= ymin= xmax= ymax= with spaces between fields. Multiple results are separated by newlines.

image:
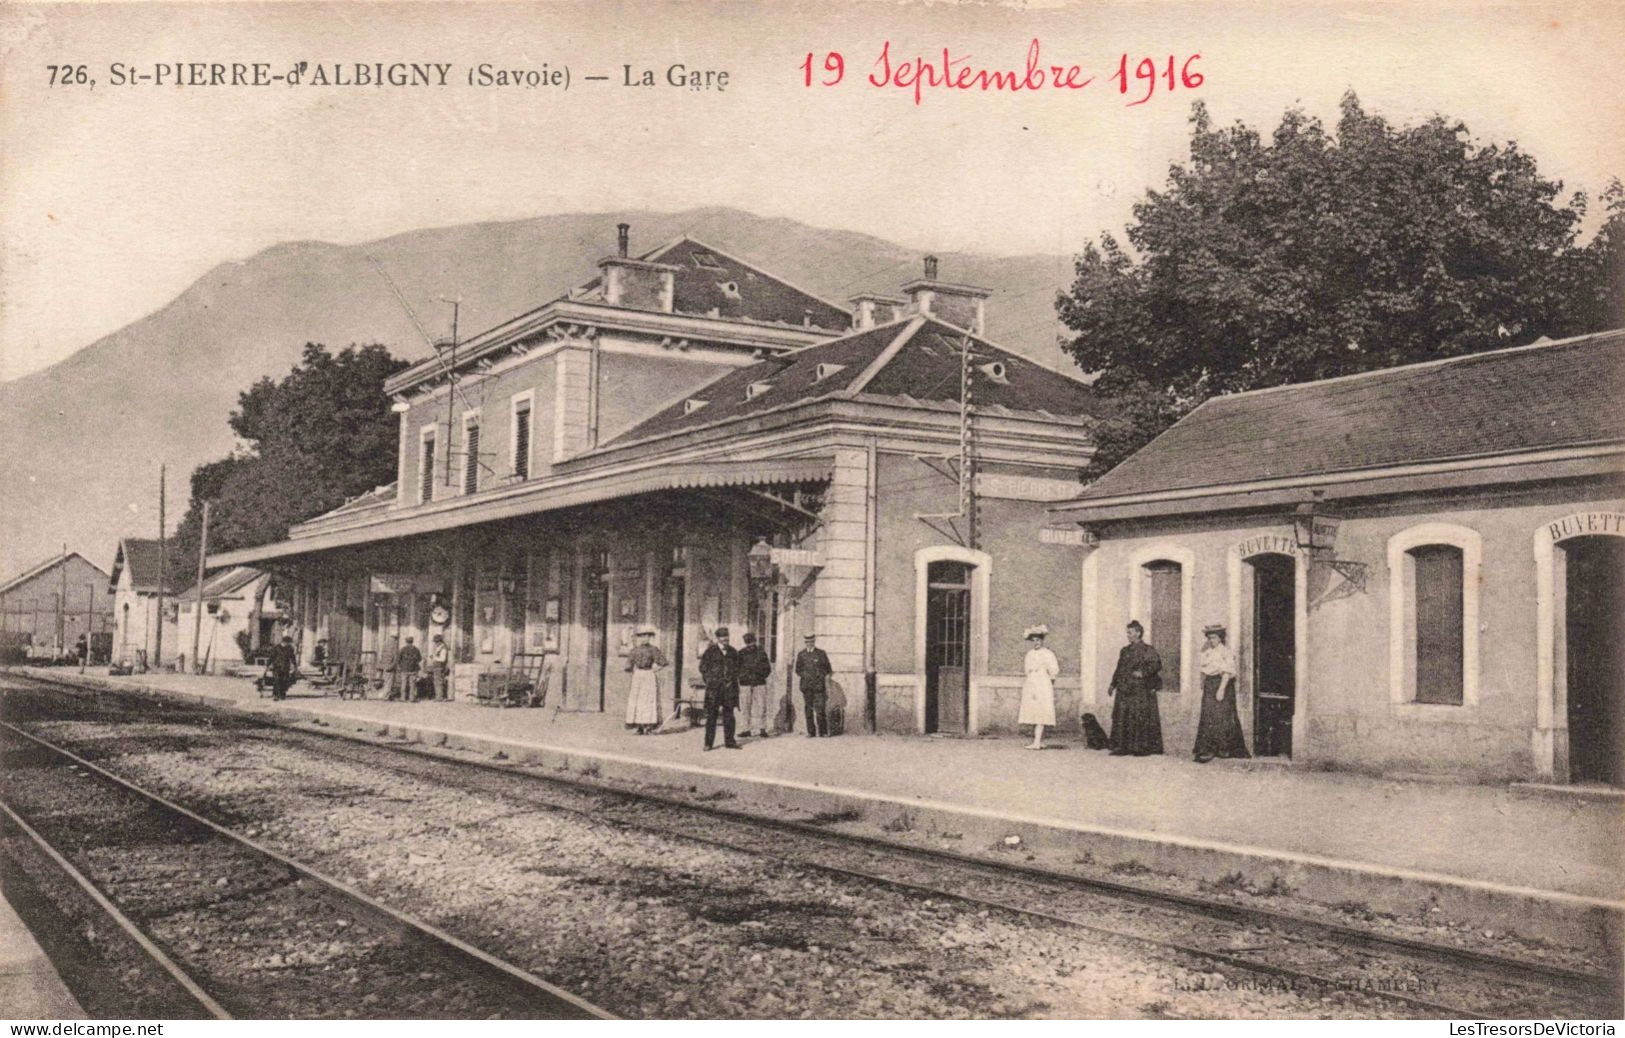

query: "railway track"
xmin=4 ymin=675 xmax=1619 ymax=1019
xmin=0 ymin=719 xmax=613 ymax=1020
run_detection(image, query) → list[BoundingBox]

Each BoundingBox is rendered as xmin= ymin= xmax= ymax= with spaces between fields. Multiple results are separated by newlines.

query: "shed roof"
xmin=110 ymin=538 xmax=171 ymax=593
xmin=0 ymin=552 xmax=110 ymax=596
xmin=1065 ymin=328 xmax=1625 ymax=507
xmin=176 ymin=566 xmax=265 ymax=603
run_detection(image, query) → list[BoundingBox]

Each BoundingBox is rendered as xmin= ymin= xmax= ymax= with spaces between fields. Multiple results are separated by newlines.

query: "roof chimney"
xmin=849 ymin=292 xmax=905 ymax=331
xmin=599 ymin=223 xmax=679 ymax=311
xmin=900 ymin=257 xmax=991 ymax=335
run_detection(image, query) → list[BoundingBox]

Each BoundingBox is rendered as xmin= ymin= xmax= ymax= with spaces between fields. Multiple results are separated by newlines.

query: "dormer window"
xmin=692 ymin=251 xmax=724 ymax=271
xmin=814 ymin=363 xmax=846 ymax=382
xmin=745 ymin=381 xmax=774 ymax=401
xmin=683 ymin=399 xmax=708 ymax=415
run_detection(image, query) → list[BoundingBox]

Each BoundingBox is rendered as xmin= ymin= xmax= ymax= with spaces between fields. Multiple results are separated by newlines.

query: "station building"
xmin=1048 ymin=330 xmax=1625 ymax=785
xmin=211 ymin=228 xmax=1107 ymax=733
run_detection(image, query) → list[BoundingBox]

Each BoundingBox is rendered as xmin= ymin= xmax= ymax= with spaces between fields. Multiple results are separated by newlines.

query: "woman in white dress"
xmin=624 ymin=626 xmax=668 ymax=734
xmin=1019 ymin=625 xmax=1060 ymax=750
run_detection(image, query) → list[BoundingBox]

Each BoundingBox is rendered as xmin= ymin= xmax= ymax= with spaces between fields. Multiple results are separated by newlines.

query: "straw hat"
xmin=1022 ymin=624 xmax=1050 ymax=640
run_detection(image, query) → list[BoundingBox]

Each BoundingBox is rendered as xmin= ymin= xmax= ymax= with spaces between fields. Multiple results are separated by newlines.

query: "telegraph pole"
xmin=192 ymin=501 xmax=210 ymax=674
xmin=82 ymin=582 xmax=95 ymax=671
xmin=155 ymin=464 xmax=166 ymax=669
xmin=442 ymin=297 xmax=460 ymax=488
xmin=58 ymin=542 xmax=67 ymax=654
xmin=956 ymin=337 xmax=979 ymax=552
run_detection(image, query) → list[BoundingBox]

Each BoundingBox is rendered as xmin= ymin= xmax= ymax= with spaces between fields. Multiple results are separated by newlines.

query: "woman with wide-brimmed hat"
xmin=1192 ymin=623 xmax=1251 ymax=763
xmin=1018 ymin=625 xmax=1060 ymax=750
xmin=624 ymin=625 xmax=668 ymax=735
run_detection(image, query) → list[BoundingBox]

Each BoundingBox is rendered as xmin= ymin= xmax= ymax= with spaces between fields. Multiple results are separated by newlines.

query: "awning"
xmin=207 ymin=456 xmax=834 ymax=568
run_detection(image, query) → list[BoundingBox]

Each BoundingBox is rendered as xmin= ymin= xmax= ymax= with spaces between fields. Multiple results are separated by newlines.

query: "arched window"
xmin=1388 ymin=524 xmax=1481 ymax=711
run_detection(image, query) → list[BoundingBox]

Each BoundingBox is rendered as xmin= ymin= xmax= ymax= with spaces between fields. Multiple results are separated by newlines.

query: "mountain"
xmin=0 ymin=207 xmax=1081 ymax=581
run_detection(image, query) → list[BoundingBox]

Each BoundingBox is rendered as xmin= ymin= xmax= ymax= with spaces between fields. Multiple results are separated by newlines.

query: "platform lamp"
xmin=1292 ymin=501 xmax=1341 ymax=556
xmin=747 ymin=537 xmax=775 ymax=584
xmin=746 ymin=537 xmax=778 ymax=648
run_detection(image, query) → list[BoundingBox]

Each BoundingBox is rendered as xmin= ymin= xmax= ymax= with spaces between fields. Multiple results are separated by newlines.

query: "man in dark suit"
xmin=794 ymin=633 xmax=834 ymax=737
xmin=699 ymin=626 xmax=742 ymax=750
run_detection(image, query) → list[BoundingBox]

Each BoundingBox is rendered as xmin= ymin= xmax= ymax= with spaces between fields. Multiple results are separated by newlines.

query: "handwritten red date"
xmin=1113 ymin=54 xmax=1203 ymax=107
xmin=800 ymin=43 xmax=1201 ymax=107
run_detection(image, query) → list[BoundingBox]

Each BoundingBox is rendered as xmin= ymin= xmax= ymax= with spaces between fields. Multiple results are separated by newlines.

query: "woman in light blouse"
xmin=1192 ymin=623 xmax=1251 ymax=762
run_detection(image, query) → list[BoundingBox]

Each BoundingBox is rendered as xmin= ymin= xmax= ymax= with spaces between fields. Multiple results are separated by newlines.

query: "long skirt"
xmin=1193 ymin=674 xmax=1251 ymax=760
xmin=625 ymin=669 xmax=661 ymax=726
xmin=1017 ymin=676 xmax=1056 ymax=727
xmin=1109 ymin=688 xmax=1164 ymax=756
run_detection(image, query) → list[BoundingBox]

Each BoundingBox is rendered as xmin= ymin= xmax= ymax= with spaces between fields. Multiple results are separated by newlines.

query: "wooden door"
xmin=586 ymin=578 xmax=609 ymax=712
xmin=925 ymin=561 xmax=972 ymax=735
xmin=1250 ymin=554 xmax=1296 ymax=757
xmin=1567 ymin=537 xmax=1625 ymax=785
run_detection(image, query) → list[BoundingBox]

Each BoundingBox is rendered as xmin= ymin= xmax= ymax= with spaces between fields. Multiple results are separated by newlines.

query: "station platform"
xmin=8 ymin=665 xmax=1622 ymax=955
xmin=0 ymin=880 xmax=83 ymax=1019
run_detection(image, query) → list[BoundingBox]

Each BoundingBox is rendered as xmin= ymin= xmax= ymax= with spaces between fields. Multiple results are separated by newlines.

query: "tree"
xmin=1059 ymin=93 xmax=1625 ymax=477
xmin=167 ymin=343 xmax=408 ymax=587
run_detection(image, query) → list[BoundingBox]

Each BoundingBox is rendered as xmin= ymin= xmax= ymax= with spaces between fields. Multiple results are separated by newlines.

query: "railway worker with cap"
xmin=698 ymin=626 xmax=742 ymax=750
xmin=794 ymin=633 xmax=834 ymax=738
xmin=736 ymin=632 xmax=774 ymax=738
xmin=1019 ymin=625 xmax=1060 ymax=750
xmin=624 ymin=625 xmax=668 ymax=735
xmin=1192 ymin=623 xmax=1251 ymax=763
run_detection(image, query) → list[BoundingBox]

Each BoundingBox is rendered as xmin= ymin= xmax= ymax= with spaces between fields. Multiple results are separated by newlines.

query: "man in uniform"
xmin=795 ymin=633 xmax=834 ymax=737
xmin=699 ymin=626 xmax=742 ymax=750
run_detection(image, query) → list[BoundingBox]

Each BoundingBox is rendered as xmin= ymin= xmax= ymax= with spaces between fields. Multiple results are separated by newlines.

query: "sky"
xmin=2 ymin=0 xmax=1622 ymax=381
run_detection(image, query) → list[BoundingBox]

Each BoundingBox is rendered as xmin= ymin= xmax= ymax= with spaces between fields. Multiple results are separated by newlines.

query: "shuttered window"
xmin=463 ymin=417 xmax=480 ymax=495
xmin=513 ymin=400 xmax=531 ymax=479
xmin=1145 ymin=560 xmax=1182 ymax=692
xmin=419 ymin=432 xmax=436 ymax=504
xmin=1412 ymin=544 xmax=1464 ymax=705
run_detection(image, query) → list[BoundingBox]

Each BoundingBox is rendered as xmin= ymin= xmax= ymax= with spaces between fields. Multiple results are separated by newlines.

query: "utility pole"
xmin=441 ymin=297 xmax=460 ymax=488
xmin=155 ymin=464 xmax=166 ymax=669
xmin=956 ymin=337 xmax=979 ymax=552
xmin=83 ymin=582 xmax=95 ymax=671
xmin=58 ymin=542 xmax=67 ymax=653
xmin=192 ymin=501 xmax=210 ymax=674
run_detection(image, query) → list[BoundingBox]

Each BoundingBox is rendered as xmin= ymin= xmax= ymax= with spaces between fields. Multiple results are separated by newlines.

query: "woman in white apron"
xmin=1019 ymin=625 xmax=1060 ymax=750
xmin=624 ymin=626 xmax=668 ymax=734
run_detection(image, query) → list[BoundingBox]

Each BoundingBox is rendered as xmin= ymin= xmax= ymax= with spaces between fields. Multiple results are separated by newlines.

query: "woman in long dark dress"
xmin=1192 ymin=624 xmax=1251 ymax=763
xmin=1108 ymin=621 xmax=1164 ymax=756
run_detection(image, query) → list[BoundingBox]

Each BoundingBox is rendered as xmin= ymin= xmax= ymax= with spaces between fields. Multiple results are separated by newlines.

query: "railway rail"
xmin=0 ymin=714 xmax=613 ymax=1019
xmin=3 ymin=674 xmax=1618 ymax=1019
